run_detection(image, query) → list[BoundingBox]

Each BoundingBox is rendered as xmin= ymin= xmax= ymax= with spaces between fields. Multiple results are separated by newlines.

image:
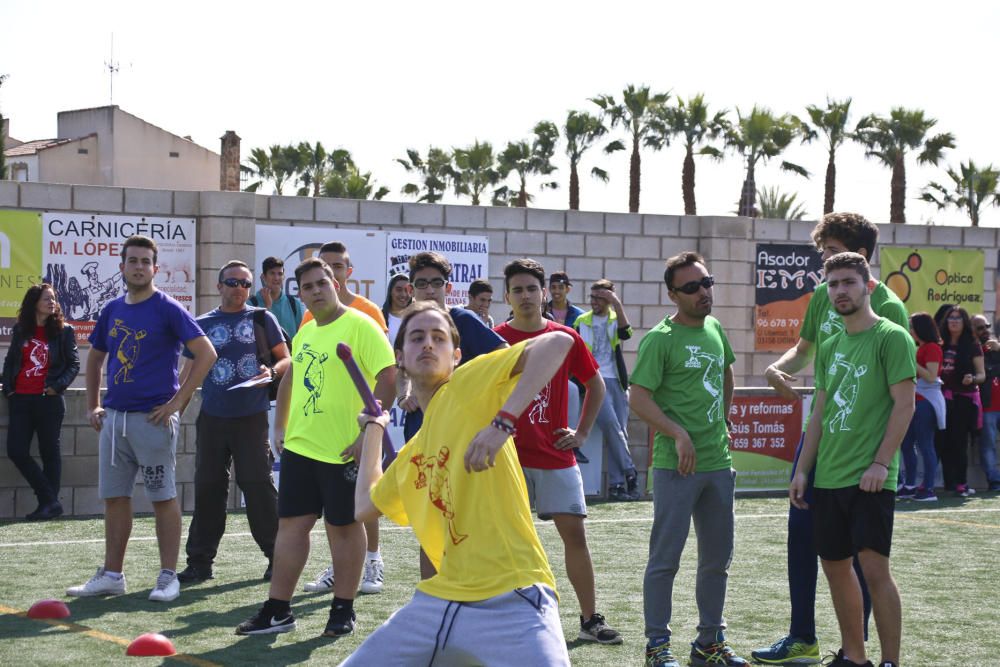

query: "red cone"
xmin=126 ymin=633 xmax=176 ymax=657
xmin=27 ymin=599 xmax=71 ymax=619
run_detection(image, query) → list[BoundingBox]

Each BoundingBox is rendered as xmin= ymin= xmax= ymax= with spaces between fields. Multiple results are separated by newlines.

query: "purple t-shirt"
xmin=186 ymin=307 xmax=284 ymax=418
xmin=89 ymin=291 xmax=205 ymax=412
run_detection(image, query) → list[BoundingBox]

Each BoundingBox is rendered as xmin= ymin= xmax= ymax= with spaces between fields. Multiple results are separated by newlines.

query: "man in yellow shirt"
xmin=300 ymin=240 xmax=389 ymax=597
xmin=341 ymin=302 xmax=572 ymax=665
xmin=235 ymin=257 xmax=395 ymax=638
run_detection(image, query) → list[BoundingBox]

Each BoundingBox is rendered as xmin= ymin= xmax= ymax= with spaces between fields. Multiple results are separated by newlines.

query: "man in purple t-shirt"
xmin=67 ymin=236 xmax=217 ymax=604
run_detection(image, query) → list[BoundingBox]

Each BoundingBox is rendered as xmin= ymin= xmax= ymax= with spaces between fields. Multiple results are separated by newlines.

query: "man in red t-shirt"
xmin=493 ymin=258 xmax=622 ymax=646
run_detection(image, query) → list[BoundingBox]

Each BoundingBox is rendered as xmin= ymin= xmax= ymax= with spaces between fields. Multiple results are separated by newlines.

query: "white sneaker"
xmin=359 ymin=558 xmax=384 ymax=594
xmin=302 ymin=565 xmax=334 ymax=592
xmin=148 ymin=570 xmax=180 ymax=602
xmin=67 ymin=567 xmax=126 ymax=597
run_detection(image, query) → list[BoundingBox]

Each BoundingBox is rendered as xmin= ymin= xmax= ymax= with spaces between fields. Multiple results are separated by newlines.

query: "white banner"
xmin=386 ymin=231 xmax=489 ymax=308
xmin=42 ymin=212 xmax=196 ymax=343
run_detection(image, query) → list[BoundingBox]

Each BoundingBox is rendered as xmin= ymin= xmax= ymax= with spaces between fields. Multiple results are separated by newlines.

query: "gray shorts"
xmin=339 ymin=586 xmax=569 ymax=666
xmin=522 ymin=465 xmax=587 ymax=520
xmin=98 ymin=408 xmax=179 ymax=502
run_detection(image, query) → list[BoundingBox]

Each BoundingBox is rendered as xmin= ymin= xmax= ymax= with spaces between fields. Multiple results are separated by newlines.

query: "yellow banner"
xmin=881 ymin=247 xmax=984 ymax=314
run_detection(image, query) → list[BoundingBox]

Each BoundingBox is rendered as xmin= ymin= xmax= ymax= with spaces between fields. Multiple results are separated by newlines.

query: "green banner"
xmin=882 ymin=247 xmax=984 ymax=315
xmin=0 ymin=210 xmax=44 ymax=339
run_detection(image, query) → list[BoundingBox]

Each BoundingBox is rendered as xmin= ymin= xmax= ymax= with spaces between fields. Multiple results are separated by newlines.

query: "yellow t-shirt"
xmin=370 ymin=342 xmax=557 ymax=602
xmin=284 ymin=308 xmax=395 ymax=464
xmin=301 ymin=294 xmax=389 ymax=333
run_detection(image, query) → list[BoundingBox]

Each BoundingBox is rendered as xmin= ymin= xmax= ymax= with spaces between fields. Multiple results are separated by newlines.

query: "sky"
xmin=3 ymin=0 xmax=999 ymax=227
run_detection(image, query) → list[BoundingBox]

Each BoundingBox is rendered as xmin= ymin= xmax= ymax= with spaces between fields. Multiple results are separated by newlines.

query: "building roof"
xmin=4 ymin=138 xmax=70 ymax=157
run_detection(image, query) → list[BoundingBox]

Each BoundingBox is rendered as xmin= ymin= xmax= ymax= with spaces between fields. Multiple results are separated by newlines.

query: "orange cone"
xmin=126 ymin=633 xmax=176 ymax=656
xmin=27 ymin=599 xmax=71 ymax=619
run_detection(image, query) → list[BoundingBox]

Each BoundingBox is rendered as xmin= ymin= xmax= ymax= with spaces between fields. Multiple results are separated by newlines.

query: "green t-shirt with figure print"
xmin=283 ymin=308 xmax=395 ymax=465
xmin=630 ymin=315 xmax=736 ymax=472
xmin=813 ymin=318 xmax=916 ymax=491
xmin=800 ymin=281 xmax=908 ymax=347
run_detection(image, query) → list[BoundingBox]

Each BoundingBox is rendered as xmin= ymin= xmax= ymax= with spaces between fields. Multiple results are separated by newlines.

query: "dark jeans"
xmin=185 ymin=411 xmax=278 ymax=567
xmin=788 ymin=439 xmax=871 ymax=641
xmin=6 ymin=394 xmax=65 ymax=507
xmin=938 ymin=395 xmax=976 ymax=489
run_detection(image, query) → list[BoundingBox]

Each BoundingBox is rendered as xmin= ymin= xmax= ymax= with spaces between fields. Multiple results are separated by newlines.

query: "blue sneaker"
xmin=645 ymin=637 xmax=679 ymax=667
xmin=750 ymin=634 xmax=820 ymax=664
xmin=691 ymin=633 xmax=747 ymax=666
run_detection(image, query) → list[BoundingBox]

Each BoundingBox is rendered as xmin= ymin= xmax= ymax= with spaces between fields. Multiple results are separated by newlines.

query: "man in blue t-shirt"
xmin=68 ymin=235 xmax=216 ymax=604
xmin=396 ymin=251 xmax=506 ymax=578
xmin=176 ymin=260 xmax=290 ymax=585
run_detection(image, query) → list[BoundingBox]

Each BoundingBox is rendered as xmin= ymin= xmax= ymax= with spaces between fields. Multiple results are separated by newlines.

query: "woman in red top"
xmin=900 ymin=313 xmax=944 ymax=502
xmin=1 ymin=284 xmax=79 ymax=520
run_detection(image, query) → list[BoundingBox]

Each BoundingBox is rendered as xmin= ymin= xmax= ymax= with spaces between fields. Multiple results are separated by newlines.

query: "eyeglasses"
xmin=976 ymin=324 xmax=991 ymax=332
xmin=222 ymin=278 xmax=253 ymax=288
xmin=412 ymin=278 xmax=446 ymax=289
xmin=671 ymin=275 xmax=715 ymax=295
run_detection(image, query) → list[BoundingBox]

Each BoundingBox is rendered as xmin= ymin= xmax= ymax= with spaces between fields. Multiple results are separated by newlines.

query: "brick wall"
xmin=1 ymin=181 xmax=996 ymax=515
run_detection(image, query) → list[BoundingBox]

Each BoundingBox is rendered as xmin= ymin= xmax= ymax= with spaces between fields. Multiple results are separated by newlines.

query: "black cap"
xmin=549 ymin=271 xmax=572 ymax=286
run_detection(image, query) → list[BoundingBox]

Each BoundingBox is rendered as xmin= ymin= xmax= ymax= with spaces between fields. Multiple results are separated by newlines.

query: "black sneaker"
xmin=235 ymin=605 xmax=296 ymax=635
xmin=323 ymin=607 xmax=356 ymax=637
xmin=626 ymin=474 xmax=642 ymax=500
xmin=177 ymin=564 xmax=214 ymax=583
xmin=608 ymin=484 xmax=629 ymax=502
xmin=26 ymin=501 xmax=63 ymax=521
xmin=690 ymin=636 xmax=747 ymax=666
xmin=573 ymin=448 xmax=589 ymax=464
xmin=826 ymin=649 xmax=873 ymax=666
xmin=579 ymin=612 xmax=622 ymax=644
xmin=262 ymin=560 xmax=273 ymax=581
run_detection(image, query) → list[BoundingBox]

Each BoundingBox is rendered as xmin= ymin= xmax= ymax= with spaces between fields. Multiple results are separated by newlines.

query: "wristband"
xmin=496 ymin=410 xmax=519 ymax=424
xmin=365 ymin=421 xmax=385 ymax=431
xmin=873 ymin=460 xmax=889 ymax=470
xmin=491 ymin=416 xmax=517 ymax=436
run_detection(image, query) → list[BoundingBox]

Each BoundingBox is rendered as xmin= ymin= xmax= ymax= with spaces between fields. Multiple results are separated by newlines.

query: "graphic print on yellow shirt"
xmin=370 ymin=342 xmax=557 ymax=602
xmin=283 ymin=309 xmax=395 ymax=464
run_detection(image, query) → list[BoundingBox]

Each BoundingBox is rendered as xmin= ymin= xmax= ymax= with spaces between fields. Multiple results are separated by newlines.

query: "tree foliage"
xmin=495 ymin=121 xmax=559 ymax=207
xmin=921 ymin=160 xmax=1000 ymax=227
xmin=563 ymin=110 xmax=620 ymax=210
xmin=801 ymin=97 xmax=852 ymax=214
xmin=756 ymin=186 xmax=808 ymax=220
xmin=397 ymin=147 xmax=454 ymax=204
xmin=725 ymin=106 xmax=808 ymax=217
xmin=452 ymin=140 xmax=500 ymax=206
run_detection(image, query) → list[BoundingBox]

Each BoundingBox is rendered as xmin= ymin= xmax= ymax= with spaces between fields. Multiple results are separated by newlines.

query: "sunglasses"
xmin=412 ymin=278 xmax=446 ymax=289
xmin=671 ymin=275 xmax=715 ymax=295
xmin=222 ymin=278 xmax=253 ymax=288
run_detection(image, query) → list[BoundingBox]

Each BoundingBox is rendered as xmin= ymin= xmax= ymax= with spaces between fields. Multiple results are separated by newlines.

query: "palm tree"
xmin=854 ymin=107 xmax=955 ymax=223
xmin=495 ymin=121 xmax=560 ymax=207
xmin=397 ymin=147 xmax=454 ymax=203
xmin=322 ymin=163 xmax=390 ymax=200
xmin=725 ymin=106 xmax=809 ymax=217
xmin=801 ymin=97 xmax=852 ymax=214
xmin=242 ymin=147 xmax=274 ymax=193
xmin=563 ymin=110 xmax=622 ymax=210
xmin=649 ymin=94 xmax=728 ymax=215
xmin=266 ymin=144 xmax=302 ymax=195
xmin=296 ymin=141 xmax=331 ymax=197
xmin=452 ymin=140 xmax=500 ymax=206
xmin=591 ymin=84 xmax=671 ymax=212
xmin=921 ymin=160 xmax=1000 ymax=227
xmin=756 ymin=186 xmax=808 ymax=220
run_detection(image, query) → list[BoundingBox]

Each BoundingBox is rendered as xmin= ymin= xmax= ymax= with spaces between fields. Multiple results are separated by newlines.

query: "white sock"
xmin=366 ymin=550 xmax=381 ymax=562
xmin=160 ymin=568 xmax=176 ymax=577
xmin=104 ymin=570 xmax=123 ymax=580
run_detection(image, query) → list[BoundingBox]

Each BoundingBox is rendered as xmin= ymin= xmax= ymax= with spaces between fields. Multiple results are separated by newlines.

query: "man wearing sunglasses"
xmin=972 ymin=314 xmax=1000 ymax=491
xmin=630 ymin=251 xmax=745 ymax=667
xmin=754 ymin=213 xmax=908 ymax=666
xmin=176 ymin=260 xmax=290 ymax=585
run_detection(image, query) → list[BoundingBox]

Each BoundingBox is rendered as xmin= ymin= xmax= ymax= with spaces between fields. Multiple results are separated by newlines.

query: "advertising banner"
xmin=754 ymin=244 xmax=824 ymax=351
xmin=41 ymin=213 xmax=197 ymax=343
xmin=728 ymin=394 xmax=806 ymax=491
xmin=881 ymin=247 xmax=984 ymax=315
xmin=386 ymin=232 xmax=489 ymax=308
xmin=0 ymin=210 xmax=43 ymax=341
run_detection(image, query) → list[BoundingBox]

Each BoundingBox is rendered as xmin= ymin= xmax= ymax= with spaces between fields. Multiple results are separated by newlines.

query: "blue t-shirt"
xmin=185 ymin=307 xmax=284 ymax=418
xmin=402 ymin=307 xmax=506 ymax=441
xmin=89 ymin=291 xmax=205 ymax=412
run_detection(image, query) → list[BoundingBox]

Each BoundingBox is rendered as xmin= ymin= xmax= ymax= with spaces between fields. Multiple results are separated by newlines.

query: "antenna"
xmin=105 ymin=34 xmax=120 ymax=104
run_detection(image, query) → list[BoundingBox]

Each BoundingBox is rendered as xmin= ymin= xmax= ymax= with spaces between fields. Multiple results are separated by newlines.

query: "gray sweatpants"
xmin=643 ymin=468 xmax=736 ymax=644
xmin=340 ymin=586 xmax=569 ymax=666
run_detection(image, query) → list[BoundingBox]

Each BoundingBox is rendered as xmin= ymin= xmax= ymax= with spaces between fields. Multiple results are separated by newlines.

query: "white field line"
xmin=1 ymin=506 xmax=997 ymax=549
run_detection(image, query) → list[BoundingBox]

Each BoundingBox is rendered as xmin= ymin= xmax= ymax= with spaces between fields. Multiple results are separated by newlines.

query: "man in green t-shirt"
xmin=790 ymin=253 xmax=915 ymax=667
xmin=236 ymin=257 xmax=396 ymax=639
xmin=754 ymin=212 xmax=908 ymax=666
xmin=630 ymin=252 xmax=745 ymax=667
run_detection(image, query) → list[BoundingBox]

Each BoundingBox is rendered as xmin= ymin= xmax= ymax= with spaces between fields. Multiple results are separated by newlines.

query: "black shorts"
xmin=277 ymin=449 xmax=357 ymax=526
xmin=812 ymin=486 xmax=895 ymax=560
